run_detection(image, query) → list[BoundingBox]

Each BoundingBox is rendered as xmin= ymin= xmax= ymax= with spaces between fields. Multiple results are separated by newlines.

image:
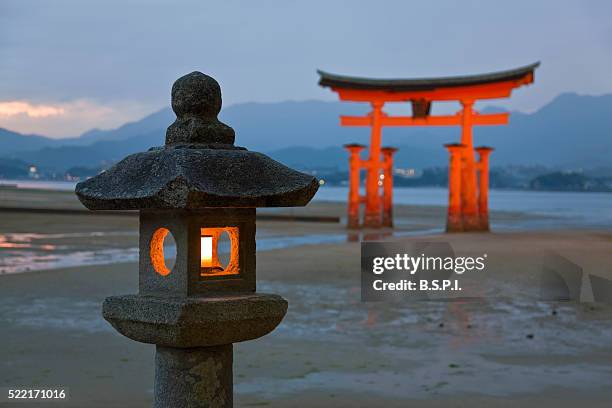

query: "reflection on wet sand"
xmin=0 ymin=228 xmax=451 ymax=274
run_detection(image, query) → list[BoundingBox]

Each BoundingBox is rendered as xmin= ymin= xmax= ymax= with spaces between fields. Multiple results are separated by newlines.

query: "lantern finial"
xmin=165 ymin=71 xmax=236 ymax=146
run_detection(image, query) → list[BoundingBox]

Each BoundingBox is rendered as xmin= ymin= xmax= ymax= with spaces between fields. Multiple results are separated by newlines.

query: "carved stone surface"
xmin=102 ymin=293 xmax=288 ymax=348
xmin=139 ymin=209 xmax=257 ymax=296
xmin=155 ymin=345 xmax=232 ymax=408
xmin=76 ymin=147 xmax=318 ymax=210
xmin=166 ymin=72 xmax=235 ymax=146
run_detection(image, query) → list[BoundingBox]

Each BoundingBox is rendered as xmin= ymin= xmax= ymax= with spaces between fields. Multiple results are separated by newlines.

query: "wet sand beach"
xmin=1 ymin=188 xmax=612 ymax=407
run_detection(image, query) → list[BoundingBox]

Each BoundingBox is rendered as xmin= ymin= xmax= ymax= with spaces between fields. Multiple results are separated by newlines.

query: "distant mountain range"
xmin=1 ymin=92 xmax=611 ymax=174
xmin=0 ymin=128 xmax=65 ymax=154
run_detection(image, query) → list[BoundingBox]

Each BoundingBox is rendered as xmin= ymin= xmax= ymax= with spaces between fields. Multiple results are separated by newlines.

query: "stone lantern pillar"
xmin=381 ymin=146 xmax=397 ymax=228
xmin=445 ymin=143 xmax=465 ymax=232
xmin=75 ymin=72 xmax=318 ymax=408
xmin=344 ymin=143 xmax=365 ymax=229
xmin=475 ymin=146 xmax=494 ymax=231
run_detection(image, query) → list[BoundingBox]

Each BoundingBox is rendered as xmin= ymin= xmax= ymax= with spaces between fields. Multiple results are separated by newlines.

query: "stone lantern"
xmin=75 ymin=72 xmax=318 ymax=407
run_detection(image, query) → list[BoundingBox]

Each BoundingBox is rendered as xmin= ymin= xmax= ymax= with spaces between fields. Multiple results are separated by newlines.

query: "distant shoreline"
xmin=2 ymin=178 xmax=612 ymax=194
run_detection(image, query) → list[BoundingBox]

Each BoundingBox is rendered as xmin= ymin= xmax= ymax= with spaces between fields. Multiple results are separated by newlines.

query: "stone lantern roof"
xmin=76 ymin=72 xmax=319 ymax=210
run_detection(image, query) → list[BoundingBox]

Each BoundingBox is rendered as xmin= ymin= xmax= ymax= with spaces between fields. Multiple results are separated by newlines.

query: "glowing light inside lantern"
xmin=200 ymin=235 xmax=213 ymax=268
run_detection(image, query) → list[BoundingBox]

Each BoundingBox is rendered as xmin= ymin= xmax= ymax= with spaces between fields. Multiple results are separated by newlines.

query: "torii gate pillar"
xmin=344 ymin=143 xmax=366 ymax=229
xmin=381 ymin=147 xmax=398 ymax=228
xmin=363 ymin=102 xmax=384 ymax=228
xmin=459 ymin=100 xmax=480 ymax=231
xmin=445 ymin=143 xmax=465 ymax=232
xmin=476 ymin=146 xmax=494 ymax=231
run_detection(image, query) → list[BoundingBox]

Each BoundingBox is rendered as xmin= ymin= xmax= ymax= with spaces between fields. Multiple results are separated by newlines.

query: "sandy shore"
xmin=1 ymin=189 xmax=612 ymax=407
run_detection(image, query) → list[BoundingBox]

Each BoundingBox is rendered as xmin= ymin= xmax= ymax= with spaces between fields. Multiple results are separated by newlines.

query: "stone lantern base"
xmin=102 ymin=293 xmax=287 ymax=408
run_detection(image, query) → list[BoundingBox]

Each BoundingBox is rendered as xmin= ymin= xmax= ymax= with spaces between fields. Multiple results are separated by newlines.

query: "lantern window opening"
xmin=200 ymin=226 xmax=240 ymax=278
xmin=150 ymin=227 xmax=177 ymax=277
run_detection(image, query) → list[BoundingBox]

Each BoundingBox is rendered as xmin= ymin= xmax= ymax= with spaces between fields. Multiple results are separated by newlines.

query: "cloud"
xmin=0 ymin=99 xmax=161 ymax=138
xmin=0 ymin=101 xmax=65 ymax=118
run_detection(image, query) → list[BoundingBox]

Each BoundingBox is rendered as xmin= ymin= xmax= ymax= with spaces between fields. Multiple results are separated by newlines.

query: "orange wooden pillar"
xmin=364 ymin=101 xmax=384 ymax=228
xmin=381 ymin=146 xmax=397 ymax=228
xmin=475 ymin=146 xmax=494 ymax=231
xmin=344 ymin=143 xmax=365 ymax=229
xmin=459 ymin=100 xmax=480 ymax=231
xmin=445 ymin=143 xmax=465 ymax=232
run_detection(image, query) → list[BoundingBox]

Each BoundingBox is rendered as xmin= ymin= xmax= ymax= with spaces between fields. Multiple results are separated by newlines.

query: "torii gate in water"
xmin=318 ymin=62 xmax=539 ymax=232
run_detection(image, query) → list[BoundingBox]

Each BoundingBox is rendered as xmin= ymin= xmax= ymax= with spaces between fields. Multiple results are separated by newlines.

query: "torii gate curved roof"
xmin=317 ymin=62 xmax=539 ymax=93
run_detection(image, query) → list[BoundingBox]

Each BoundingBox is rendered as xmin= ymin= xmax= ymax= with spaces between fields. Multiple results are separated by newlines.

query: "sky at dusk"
xmin=1 ymin=0 xmax=611 ymax=138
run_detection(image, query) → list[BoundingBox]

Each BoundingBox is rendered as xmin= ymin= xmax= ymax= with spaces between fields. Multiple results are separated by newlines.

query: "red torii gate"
xmin=318 ymin=63 xmax=539 ymax=231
